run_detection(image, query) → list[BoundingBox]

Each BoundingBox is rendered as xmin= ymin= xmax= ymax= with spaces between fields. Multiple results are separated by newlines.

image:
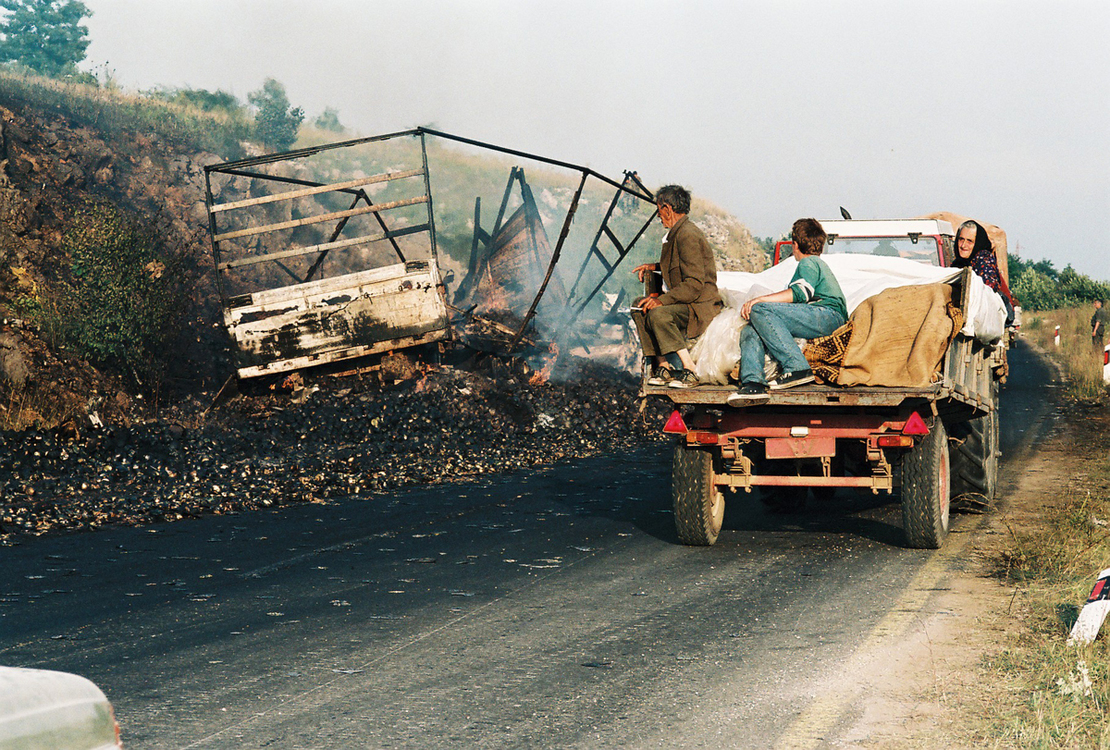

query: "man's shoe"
xmin=667 ymin=369 xmax=700 ymax=389
xmin=646 ymin=366 xmax=675 ymax=387
xmin=769 ymin=369 xmax=815 ymax=390
xmin=726 ymin=382 xmax=770 ymax=406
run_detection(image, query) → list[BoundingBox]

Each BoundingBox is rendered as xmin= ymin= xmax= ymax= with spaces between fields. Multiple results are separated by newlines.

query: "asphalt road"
xmin=0 ymin=340 xmax=1057 ymax=749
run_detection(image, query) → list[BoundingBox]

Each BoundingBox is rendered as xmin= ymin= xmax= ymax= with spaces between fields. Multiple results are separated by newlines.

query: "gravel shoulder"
xmin=834 ymin=376 xmax=1104 ymax=746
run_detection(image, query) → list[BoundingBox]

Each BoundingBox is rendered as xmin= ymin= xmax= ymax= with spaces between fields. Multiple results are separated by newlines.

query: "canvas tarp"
xmin=690 ymin=255 xmax=1005 ymax=384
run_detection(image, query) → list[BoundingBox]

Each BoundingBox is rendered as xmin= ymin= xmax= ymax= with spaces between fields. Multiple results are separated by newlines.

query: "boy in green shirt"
xmin=729 ymin=218 xmax=847 ymax=403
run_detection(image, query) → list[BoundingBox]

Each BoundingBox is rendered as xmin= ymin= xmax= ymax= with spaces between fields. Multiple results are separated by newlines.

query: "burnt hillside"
xmin=0 ymin=89 xmax=230 ymax=429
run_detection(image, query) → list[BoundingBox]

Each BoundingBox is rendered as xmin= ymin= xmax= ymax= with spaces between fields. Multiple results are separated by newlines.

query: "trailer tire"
xmin=949 ymin=383 xmax=1000 ymax=508
xmin=672 ymin=446 xmax=725 ymax=546
xmin=901 ymin=418 xmax=951 ymax=549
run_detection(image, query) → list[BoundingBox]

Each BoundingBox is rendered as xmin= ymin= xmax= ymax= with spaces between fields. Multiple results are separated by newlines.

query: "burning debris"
xmin=205 ymin=128 xmax=657 ymax=382
xmin=0 ymin=355 xmax=671 ymax=538
xmin=0 ymin=125 xmax=669 ymax=539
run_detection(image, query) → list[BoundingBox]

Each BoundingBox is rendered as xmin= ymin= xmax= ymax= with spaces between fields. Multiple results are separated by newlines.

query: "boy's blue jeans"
xmin=739 ymin=302 xmax=846 ymax=385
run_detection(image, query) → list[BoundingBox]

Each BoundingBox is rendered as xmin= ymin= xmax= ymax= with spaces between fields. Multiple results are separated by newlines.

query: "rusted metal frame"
xmin=303 ymin=183 xmax=411 ymax=282
xmin=507 ymin=171 xmax=589 ymax=351
xmin=492 ymin=167 xmax=521 ymax=238
xmin=564 ymin=179 xmax=627 ymax=303
xmin=208 ymin=167 xmax=371 ymax=198
xmin=419 ymin=130 xmax=440 ymax=265
xmin=302 ymin=193 xmax=363 ymax=282
xmin=625 ymin=169 xmax=655 ymax=202
xmin=210 ymin=169 xmax=424 ymax=213
xmin=419 ymin=130 xmax=452 ymax=343
xmin=207 ymin=128 xmax=421 ymax=173
xmin=213 ymin=196 xmax=428 ymax=243
xmin=722 ymin=475 xmax=888 ymax=488
xmin=417 ymin=127 xmax=652 ymax=200
xmin=715 ymin=411 xmax=904 ymax=437
xmin=208 ymin=166 xmax=416 ymax=274
xmin=204 ymin=167 xmax=229 ymax=305
xmin=469 ymin=167 xmax=525 ymax=301
xmin=558 ymin=209 xmax=659 ymax=335
xmin=468 ymin=197 xmax=483 ymax=279
xmin=219 ymin=224 xmax=429 ymax=270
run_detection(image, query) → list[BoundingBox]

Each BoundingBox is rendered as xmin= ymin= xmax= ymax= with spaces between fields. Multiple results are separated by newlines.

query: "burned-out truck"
xmin=645 ymin=218 xmax=1009 ymax=549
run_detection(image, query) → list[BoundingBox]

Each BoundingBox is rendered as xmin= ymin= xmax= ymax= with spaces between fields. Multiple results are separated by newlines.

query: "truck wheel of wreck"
xmin=672 ymin=446 xmax=725 ymax=546
xmin=901 ymin=418 xmax=951 ymax=549
xmin=949 ymin=382 xmax=1000 ymax=508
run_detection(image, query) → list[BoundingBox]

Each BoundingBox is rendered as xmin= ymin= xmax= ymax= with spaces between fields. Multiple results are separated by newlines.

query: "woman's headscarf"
xmin=954 ymin=220 xmax=1015 ymax=306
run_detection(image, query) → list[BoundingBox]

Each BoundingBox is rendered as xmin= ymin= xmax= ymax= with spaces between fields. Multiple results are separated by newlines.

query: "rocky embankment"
xmin=0 ymin=360 xmax=671 ymax=538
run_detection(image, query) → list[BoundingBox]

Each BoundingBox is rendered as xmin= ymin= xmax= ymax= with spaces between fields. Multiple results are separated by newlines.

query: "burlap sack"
xmin=806 ymin=283 xmax=962 ymax=387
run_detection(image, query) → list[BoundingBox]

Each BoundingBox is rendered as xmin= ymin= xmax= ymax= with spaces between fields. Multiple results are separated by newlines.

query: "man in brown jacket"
xmin=632 ymin=184 xmax=723 ymax=388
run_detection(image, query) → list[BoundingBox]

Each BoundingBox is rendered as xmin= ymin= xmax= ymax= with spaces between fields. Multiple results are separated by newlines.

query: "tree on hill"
xmin=247 ymin=78 xmax=304 ymax=152
xmin=314 ymin=107 xmax=345 ymax=133
xmin=0 ymin=0 xmax=91 ymax=77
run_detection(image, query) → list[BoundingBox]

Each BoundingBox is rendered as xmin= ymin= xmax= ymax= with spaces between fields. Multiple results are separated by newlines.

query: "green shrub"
xmin=248 ymin=78 xmax=303 ymax=152
xmin=48 ymin=202 xmax=192 ymax=387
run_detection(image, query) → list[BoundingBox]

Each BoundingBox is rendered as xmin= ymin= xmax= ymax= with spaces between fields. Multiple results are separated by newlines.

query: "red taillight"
xmin=693 ymin=432 xmax=718 ymax=445
xmin=877 ymin=435 xmax=915 ymax=447
xmin=903 ymin=412 xmax=929 ymax=435
xmin=1104 ymin=349 xmax=1109 ymax=366
xmin=663 ymin=410 xmax=688 ymax=434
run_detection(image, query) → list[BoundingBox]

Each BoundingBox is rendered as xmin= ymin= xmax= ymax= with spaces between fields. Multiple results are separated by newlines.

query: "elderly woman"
xmin=954 ymin=219 xmax=1016 ymax=325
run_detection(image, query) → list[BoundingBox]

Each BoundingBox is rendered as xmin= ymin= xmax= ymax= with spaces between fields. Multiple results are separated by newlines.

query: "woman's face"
xmin=957 ymin=226 xmax=976 ymax=259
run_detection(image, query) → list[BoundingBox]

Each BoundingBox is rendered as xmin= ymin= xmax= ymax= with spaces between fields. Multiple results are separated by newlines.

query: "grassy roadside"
xmin=972 ymin=307 xmax=1110 ymax=748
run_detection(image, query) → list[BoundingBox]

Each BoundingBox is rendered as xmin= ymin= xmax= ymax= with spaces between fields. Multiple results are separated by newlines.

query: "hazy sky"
xmin=79 ymin=0 xmax=1109 ymax=280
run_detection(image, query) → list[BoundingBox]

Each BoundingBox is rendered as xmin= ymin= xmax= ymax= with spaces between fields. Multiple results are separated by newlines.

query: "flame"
xmin=528 ymin=342 xmax=559 ymax=385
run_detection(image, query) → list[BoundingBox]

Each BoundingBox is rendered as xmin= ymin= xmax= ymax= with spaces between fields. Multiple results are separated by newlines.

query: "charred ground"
xmin=0 ymin=355 xmax=672 ymax=537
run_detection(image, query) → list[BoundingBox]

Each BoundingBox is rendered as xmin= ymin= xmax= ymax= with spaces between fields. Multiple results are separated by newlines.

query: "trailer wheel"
xmin=672 ymin=446 xmax=725 ymax=546
xmin=949 ymin=383 xmax=1000 ymax=508
xmin=900 ymin=418 xmax=951 ymax=549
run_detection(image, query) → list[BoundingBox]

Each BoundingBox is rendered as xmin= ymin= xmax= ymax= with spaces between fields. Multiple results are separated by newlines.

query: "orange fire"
xmin=528 ymin=342 xmax=559 ymax=385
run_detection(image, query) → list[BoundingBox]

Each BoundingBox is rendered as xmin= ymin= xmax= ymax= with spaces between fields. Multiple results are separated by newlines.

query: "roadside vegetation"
xmin=967 ymin=308 xmax=1110 ymax=748
xmin=1022 ymin=307 xmax=1108 ymax=401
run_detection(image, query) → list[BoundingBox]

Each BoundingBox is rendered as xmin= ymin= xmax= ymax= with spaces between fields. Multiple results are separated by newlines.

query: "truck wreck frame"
xmin=205 ymin=128 xmax=658 ymax=378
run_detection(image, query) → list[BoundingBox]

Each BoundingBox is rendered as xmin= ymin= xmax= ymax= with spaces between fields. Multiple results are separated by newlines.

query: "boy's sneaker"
xmin=769 ymin=369 xmax=815 ymax=390
xmin=667 ymin=369 xmax=700 ymax=389
xmin=646 ymin=365 xmax=675 ymax=387
xmin=726 ymin=382 xmax=770 ymax=406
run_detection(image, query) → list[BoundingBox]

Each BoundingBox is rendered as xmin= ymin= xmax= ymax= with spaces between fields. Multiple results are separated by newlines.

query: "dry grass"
xmin=1021 ymin=306 xmax=1108 ymax=401
xmin=964 ymin=319 xmax=1110 ymax=747
xmin=0 ymin=69 xmax=248 ymax=158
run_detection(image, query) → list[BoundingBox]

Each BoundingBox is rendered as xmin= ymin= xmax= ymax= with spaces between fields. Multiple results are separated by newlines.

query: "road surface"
xmin=0 ymin=341 xmax=1056 ymax=749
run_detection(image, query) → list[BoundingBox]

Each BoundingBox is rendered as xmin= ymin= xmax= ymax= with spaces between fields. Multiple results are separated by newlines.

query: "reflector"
xmin=663 ymin=410 xmax=688 ymax=434
xmin=877 ymin=435 xmax=914 ymax=447
xmin=903 ymin=412 xmax=929 ymax=435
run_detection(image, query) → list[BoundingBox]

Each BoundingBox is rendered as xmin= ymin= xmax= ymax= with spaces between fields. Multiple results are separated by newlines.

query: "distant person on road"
xmin=1092 ymin=299 xmax=1109 ymax=351
xmin=631 ymin=185 xmax=723 ymax=389
xmin=953 ymin=219 xmax=1016 ymax=326
xmin=727 ymin=218 xmax=848 ymax=405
